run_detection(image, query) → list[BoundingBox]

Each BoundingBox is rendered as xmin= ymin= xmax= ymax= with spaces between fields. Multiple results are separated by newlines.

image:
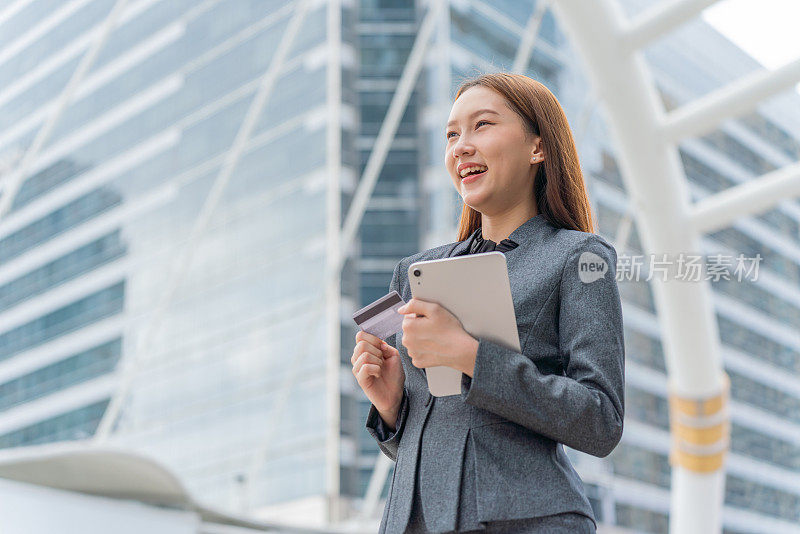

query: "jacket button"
xmin=425 ymin=392 xmax=433 ymax=407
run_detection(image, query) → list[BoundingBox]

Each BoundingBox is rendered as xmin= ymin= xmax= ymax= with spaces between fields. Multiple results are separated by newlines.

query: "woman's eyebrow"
xmin=446 ymin=109 xmax=500 ymax=127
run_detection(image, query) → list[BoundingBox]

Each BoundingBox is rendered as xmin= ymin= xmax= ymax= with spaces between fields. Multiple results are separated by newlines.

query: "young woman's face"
xmin=444 ymin=86 xmax=542 ymax=216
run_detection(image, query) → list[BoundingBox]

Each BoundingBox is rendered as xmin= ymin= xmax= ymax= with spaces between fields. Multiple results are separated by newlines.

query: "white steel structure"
xmin=355 ymin=0 xmax=800 ymax=532
xmin=554 ymin=1 xmax=800 ymax=532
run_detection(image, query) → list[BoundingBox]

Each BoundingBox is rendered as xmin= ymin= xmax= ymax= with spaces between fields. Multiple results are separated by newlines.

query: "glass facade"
xmin=0 ymin=0 xmax=336 ymax=516
xmin=0 ymin=339 xmax=121 ymax=411
xmin=1 ymin=0 xmax=799 ymax=530
xmin=0 ymin=399 xmax=110 ymax=448
xmin=349 ymin=0 xmax=422 ymax=501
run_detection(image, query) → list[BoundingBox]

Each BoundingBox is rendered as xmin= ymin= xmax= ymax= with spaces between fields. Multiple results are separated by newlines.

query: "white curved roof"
xmin=0 ymin=441 xmax=190 ymax=508
xmin=0 ymin=441 xmax=325 ymax=533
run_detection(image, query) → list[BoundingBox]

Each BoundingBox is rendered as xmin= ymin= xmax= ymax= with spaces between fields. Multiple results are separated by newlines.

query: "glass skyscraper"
xmin=0 ymin=0 xmax=798 ymax=532
xmin=0 ymin=0 xmax=339 ymax=522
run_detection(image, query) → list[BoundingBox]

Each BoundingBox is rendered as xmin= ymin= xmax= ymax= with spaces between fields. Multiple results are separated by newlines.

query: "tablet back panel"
xmin=408 ymin=251 xmax=520 ymax=397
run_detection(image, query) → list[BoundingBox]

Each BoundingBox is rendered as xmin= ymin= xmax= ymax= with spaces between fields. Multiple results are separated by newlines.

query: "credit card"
xmin=352 ymin=290 xmax=406 ymax=341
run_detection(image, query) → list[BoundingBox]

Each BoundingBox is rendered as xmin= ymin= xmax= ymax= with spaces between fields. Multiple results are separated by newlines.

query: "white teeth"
xmin=459 ymin=165 xmax=488 ymax=178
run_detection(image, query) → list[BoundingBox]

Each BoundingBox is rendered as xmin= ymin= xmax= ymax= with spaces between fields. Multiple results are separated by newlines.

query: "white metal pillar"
xmin=325 ymin=0 xmax=344 ymax=524
xmin=552 ymin=1 xmax=728 ymax=532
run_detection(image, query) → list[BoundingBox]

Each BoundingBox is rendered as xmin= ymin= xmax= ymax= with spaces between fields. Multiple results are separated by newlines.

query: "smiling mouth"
xmin=461 ymin=169 xmax=487 ymax=182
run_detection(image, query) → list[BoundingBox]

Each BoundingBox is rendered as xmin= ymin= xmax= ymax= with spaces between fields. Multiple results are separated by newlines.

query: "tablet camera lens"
xmin=413 ymin=269 xmax=421 ymax=277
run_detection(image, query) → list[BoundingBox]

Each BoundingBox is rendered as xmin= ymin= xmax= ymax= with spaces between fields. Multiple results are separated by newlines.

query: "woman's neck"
xmin=480 ymin=205 xmax=539 ymax=243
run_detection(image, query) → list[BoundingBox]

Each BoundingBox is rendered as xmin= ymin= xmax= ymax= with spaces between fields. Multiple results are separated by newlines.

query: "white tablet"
xmin=408 ymin=251 xmax=521 ymax=397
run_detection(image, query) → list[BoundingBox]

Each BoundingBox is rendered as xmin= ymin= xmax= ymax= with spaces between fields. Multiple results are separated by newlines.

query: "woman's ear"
xmin=530 ymin=137 xmax=545 ymax=163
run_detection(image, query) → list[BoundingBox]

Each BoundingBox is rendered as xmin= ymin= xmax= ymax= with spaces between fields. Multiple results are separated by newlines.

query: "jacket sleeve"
xmin=460 ymin=236 xmax=625 ymax=457
xmin=364 ymin=259 xmax=410 ymax=462
xmin=366 ymin=385 xmax=410 ymax=462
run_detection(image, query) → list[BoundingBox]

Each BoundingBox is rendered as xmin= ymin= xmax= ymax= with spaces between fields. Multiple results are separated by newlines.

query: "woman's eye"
xmin=446 ymin=120 xmax=490 ymax=139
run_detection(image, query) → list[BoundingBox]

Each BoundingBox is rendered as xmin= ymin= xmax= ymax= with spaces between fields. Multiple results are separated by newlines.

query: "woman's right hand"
xmin=352 ymin=330 xmax=405 ymax=419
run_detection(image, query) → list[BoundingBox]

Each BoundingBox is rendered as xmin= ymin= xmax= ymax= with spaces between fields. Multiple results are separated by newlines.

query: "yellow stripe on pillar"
xmin=673 ymin=420 xmax=729 ymax=446
xmin=667 ymin=373 xmax=730 ymax=473
xmin=669 ymin=447 xmax=727 ymax=472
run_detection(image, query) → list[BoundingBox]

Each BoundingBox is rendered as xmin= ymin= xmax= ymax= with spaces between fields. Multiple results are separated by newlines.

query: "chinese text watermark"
xmin=614 ymin=253 xmax=762 ymax=283
xmin=578 ymin=252 xmax=763 ymax=283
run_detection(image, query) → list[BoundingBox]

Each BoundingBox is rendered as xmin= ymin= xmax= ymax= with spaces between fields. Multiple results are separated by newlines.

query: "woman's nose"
xmin=452 ymin=140 xmax=474 ymax=158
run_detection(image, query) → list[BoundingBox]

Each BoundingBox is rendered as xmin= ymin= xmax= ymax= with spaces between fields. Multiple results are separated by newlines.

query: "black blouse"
xmin=457 ymin=226 xmax=519 ymax=256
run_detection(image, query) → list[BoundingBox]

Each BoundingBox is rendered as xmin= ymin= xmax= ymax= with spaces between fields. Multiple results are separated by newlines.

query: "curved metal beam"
xmin=691 ymin=159 xmax=800 ymax=234
xmin=662 ymin=55 xmax=800 ymax=142
xmin=622 ymin=0 xmax=721 ymax=52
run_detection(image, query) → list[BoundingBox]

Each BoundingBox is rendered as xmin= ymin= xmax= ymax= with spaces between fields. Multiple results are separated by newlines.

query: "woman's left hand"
xmin=396 ymin=298 xmax=480 ymax=377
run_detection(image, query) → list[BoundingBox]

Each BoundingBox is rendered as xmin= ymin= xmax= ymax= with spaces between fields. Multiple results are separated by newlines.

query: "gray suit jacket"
xmin=365 ymin=214 xmax=625 ymax=533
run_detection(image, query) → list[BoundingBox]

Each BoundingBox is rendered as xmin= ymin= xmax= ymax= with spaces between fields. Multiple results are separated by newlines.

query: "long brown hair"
xmin=452 ymin=73 xmax=595 ymax=241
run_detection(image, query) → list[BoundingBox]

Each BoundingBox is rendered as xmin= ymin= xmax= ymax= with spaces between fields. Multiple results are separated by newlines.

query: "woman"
xmin=351 ymin=73 xmax=625 ymax=533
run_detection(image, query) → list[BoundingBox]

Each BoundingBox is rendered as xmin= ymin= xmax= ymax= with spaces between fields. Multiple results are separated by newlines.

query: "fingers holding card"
xmin=352 ymin=290 xmax=406 ymax=341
